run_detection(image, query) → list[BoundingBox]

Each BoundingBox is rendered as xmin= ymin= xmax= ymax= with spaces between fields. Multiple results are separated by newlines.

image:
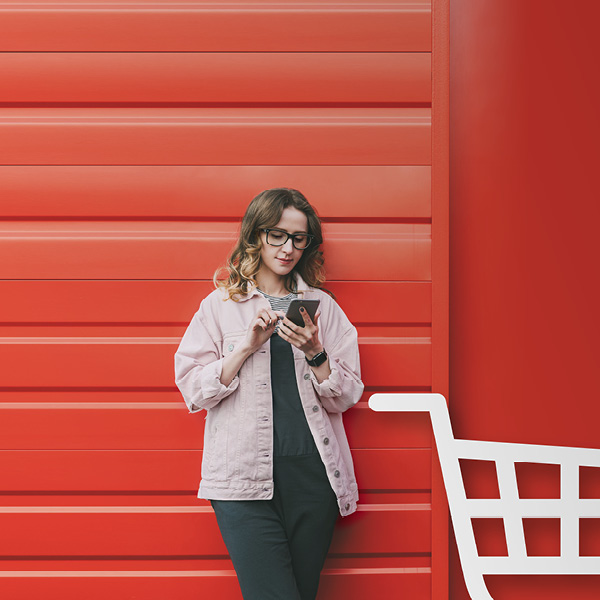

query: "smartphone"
xmin=285 ymin=299 xmax=320 ymax=327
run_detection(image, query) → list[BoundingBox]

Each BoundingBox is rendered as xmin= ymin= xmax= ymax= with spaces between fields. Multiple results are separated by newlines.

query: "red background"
xmin=0 ymin=2 xmax=441 ymax=598
xmin=3 ymin=0 xmax=600 ymax=597
xmin=450 ymin=1 xmax=600 ymax=597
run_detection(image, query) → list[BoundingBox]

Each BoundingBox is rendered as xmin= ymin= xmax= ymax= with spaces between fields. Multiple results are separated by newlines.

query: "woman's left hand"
xmin=277 ymin=308 xmax=323 ymax=360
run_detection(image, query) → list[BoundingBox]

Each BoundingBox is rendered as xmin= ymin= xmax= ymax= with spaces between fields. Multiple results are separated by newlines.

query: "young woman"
xmin=175 ymin=188 xmax=363 ymax=600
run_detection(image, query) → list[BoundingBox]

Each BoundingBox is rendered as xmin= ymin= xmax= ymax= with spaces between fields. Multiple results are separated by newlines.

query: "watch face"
xmin=306 ymin=350 xmax=327 ymax=367
xmin=312 ymin=351 xmax=327 ymax=367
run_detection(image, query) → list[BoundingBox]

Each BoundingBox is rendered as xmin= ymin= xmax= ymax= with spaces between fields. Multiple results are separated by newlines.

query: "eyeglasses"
xmin=260 ymin=228 xmax=314 ymax=250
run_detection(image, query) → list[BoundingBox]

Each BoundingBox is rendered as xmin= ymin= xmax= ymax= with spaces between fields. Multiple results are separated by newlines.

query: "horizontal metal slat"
xmin=0 ymin=390 xmax=182 ymax=404
xmin=0 ymin=53 xmax=431 ymax=104
xmin=319 ymin=569 xmax=431 ymax=600
xmin=360 ymin=338 xmax=431 ymax=386
xmin=0 ymin=108 xmax=431 ymax=165
xmin=0 ymin=281 xmax=432 ymax=325
xmin=0 ymin=449 xmax=431 ymax=492
xmin=0 ymin=402 xmax=432 ymax=450
xmin=0 ymin=504 xmax=430 ymax=556
xmin=355 ymin=449 xmax=432 ymax=491
xmin=0 ymin=2 xmax=431 ymax=52
xmin=0 ymin=222 xmax=431 ymax=280
xmin=0 ymin=339 xmax=430 ymax=390
xmin=0 ymin=569 xmax=430 ymax=600
xmin=347 ymin=404 xmax=433 ymax=449
xmin=0 ymin=165 xmax=431 ymax=219
xmin=0 ymin=555 xmax=431 ymax=570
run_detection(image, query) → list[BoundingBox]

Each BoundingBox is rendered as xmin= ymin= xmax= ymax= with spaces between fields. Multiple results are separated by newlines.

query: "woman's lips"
xmin=277 ymin=258 xmax=292 ymax=265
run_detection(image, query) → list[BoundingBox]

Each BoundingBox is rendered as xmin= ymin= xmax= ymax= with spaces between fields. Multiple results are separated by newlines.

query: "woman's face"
xmin=258 ymin=206 xmax=309 ymax=281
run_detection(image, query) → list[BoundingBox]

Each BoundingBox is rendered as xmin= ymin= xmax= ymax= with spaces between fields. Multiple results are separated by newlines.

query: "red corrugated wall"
xmin=0 ymin=1 xmax=449 ymax=598
xmin=450 ymin=1 xmax=600 ymax=598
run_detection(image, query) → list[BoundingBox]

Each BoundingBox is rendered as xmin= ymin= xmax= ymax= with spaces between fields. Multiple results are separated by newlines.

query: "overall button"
xmin=227 ymin=344 xmax=234 ymax=352
xmin=323 ymin=437 xmax=330 ymax=445
xmin=345 ymin=503 xmax=351 ymax=511
xmin=334 ymin=470 xmax=341 ymax=478
xmin=312 ymin=405 xmax=319 ymax=413
xmin=303 ymin=373 xmax=311 ymax=380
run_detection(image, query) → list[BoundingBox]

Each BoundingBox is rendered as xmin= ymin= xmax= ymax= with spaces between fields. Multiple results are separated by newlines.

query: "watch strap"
xmin=306 ymin=350 xmax=328 ymax=367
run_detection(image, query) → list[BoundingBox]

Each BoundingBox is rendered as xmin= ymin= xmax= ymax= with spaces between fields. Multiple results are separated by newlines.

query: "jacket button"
xmin=228 ymin=344 xmax=234 ymax=352
xmin=334 ymin=470 xmax=340 ymax=478
xmin=312 ymin=405 xmax=319 ymax=412
xmin=303 ymin=373 xmax=311 ymax=380
xmin=345 ymin=503 xmax=350 ymax=511
xmin=323 ymin=437 xmax=330 ymax=445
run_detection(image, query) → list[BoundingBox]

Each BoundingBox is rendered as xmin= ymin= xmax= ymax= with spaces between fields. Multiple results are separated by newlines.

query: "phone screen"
xmin=284 ymin=299 xmax=320 ymax=327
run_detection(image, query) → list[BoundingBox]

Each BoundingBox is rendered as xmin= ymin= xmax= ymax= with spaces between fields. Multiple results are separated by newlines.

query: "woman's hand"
xmin=220 ymin=308 xmax=280 ymax=387
xmin=277 ymin=308 xmax=323 ymax=359
xmin=242 ymin=307 xmax=281 ymax=354
xmin=278 ymin=308 xmax=331 ymax=383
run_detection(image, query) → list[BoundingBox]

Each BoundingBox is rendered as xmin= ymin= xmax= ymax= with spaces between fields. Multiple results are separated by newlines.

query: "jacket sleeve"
xmin=310 ymin=322 xmax=364 ymax=414
xmin=174 ymin=305 xmax=239 ymax=413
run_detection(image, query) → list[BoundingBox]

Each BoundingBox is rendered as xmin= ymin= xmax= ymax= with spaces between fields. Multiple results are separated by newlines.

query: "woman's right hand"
xmin=241 ymin=308 xmax=281 ymax=354
xmin=220 ymin=308 xmax=282 ymax=387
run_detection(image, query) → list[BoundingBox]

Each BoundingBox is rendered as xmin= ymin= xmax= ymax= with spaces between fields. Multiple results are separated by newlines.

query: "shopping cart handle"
xmin=368 ymin=392 xmax=448 ymax=413
xmin=368 ymin=392 xmax=457 ymax=458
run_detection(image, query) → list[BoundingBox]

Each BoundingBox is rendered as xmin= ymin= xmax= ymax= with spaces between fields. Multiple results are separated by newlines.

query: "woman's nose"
xmin=282 ymin=238 xmax=294 ymax=252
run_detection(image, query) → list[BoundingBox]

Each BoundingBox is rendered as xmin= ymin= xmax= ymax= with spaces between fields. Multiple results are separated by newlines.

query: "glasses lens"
xmin=292 ymin=235 xmax=310 ymax=250
xmin=266 ymin=230 xmax=287 ymax=246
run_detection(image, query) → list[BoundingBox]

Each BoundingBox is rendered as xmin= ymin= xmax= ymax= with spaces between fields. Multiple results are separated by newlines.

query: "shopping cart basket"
xmin=368 ymin=393 xmax=600 ymax=600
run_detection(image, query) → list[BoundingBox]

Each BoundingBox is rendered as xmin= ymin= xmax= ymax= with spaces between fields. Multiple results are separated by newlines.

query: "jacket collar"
xmin=238 ymin=272 xmax=311 ymax=302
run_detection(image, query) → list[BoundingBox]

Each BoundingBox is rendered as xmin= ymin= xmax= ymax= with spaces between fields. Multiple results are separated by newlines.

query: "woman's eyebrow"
xmin=273 ymin=227 xmax=309 ymax=234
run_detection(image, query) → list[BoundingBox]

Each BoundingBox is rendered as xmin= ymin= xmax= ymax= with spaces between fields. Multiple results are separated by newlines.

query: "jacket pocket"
xmin=221 ymin=330 xmax=247 ymax=357
xmin=203 ymin=397 xmax=232 ymax=479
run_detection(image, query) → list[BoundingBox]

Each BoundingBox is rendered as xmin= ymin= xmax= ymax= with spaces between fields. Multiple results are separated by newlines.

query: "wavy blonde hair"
xmin=214 ymin=188 xmax=326 ymax=301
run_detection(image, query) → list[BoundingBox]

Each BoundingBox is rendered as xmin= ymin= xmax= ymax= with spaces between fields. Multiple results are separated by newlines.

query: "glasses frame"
xmin=260 ymin=228 xmax=314 ymax=251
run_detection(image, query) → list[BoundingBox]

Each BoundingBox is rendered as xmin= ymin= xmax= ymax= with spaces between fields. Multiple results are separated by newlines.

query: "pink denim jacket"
xmin=174 ymin=275 xmax=364 ymax=516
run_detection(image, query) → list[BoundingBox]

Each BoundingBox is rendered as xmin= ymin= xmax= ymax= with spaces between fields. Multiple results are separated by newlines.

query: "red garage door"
xmin=0 ymin=1 xmax=448 ymax=598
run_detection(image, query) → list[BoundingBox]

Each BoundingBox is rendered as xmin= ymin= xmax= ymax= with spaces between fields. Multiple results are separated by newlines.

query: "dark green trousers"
xmin=211 ymin=453 xmax=339 ymax=600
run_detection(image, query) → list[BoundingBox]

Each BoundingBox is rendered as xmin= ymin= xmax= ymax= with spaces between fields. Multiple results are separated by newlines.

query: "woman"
xmin=174 ymin=188 xmax=363 ymax=600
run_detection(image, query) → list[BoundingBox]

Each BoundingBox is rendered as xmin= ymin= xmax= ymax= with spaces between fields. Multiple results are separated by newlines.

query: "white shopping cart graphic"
xmin=368 ymin=393 xmax=600 ymax=600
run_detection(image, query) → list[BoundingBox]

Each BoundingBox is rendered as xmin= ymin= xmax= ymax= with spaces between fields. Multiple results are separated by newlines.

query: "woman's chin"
xmin=273 ymin=262 xmax=295 ymax=275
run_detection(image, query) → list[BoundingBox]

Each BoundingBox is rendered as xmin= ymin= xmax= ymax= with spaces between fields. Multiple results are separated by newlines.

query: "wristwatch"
xmin=305 ymin=349 xmax=328 ymax=367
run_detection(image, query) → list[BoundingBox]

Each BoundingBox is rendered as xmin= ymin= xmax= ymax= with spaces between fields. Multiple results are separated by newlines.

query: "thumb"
xmin=313 ymin=310 xmax=321 ymax=327
xmin=299 ymin=306 xmax=313 ymax=325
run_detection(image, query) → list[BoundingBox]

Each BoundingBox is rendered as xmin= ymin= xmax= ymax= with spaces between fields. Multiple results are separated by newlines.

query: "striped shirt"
xmin=257 ymin=289 xmax=298 ymax=331
xmin=257 ymin=289 xmax=297 ymax=312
